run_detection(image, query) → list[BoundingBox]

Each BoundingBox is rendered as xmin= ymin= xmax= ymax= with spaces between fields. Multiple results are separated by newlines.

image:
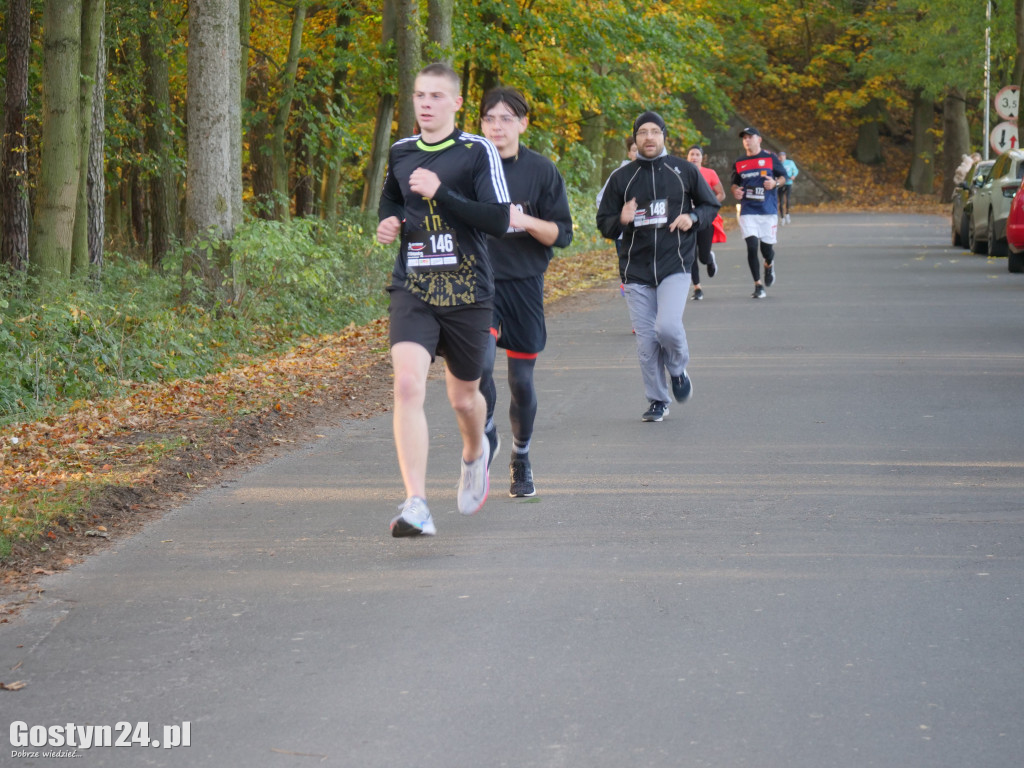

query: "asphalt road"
xmin=3 ymin=213 xmax=1023 ymax=768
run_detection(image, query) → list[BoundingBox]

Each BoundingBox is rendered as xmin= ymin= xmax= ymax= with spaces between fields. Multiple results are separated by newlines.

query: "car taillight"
xmin=1003 ymin=183 xmax=1019 ymax=198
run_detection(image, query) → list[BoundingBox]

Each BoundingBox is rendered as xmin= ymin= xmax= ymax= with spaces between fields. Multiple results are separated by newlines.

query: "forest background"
xmin=1 ymin=0 xmax=1023 ymax=578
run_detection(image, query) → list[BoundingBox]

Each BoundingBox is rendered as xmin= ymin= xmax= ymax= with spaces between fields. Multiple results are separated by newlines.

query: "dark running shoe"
xmin=670 ymin=372 xmax=693 ymax=403
xmin=764 ymin=262 xmax=775 ymax=287
xmin=641 ymin=400 xmax=669 ymax=422
xmin=692 ymin=287 xmax=704 ymax=301
xmin=706 ymin=251 xmax=717 ymax=278
xmin=485 ymin=425 xmax=500 ymax=469
xmin=752 ymin=284 xmax=767 ymax=299
xmin=509 ymin=456 xmax=536 ymax=498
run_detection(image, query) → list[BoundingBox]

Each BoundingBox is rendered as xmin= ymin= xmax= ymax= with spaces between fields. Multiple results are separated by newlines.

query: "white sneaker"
xmin=785 ymin=214 xmax=791 ymax=223
xmin=457 ymin=436 xmax=490 ymax=515
xmin=390 ymin=496 xmax=435 ymax=537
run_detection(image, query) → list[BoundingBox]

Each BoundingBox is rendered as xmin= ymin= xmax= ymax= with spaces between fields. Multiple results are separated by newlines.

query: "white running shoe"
xmin=390 ymin=496 xmax=435 ymax=537
xmin=457 ymin=436 xmax=490 ymax=515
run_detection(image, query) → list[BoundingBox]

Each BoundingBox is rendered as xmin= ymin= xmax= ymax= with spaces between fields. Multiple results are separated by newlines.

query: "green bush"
xmin=0 ymin=213 xmax=393 ymax=426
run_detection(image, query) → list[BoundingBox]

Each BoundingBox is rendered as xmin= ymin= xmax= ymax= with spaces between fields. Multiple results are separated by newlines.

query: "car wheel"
xmin=951 ymin=216 xmax=962 ymax=246
xmin=959 ymin=214 xmax=971 ymax=248
xmin=988 ymin=212 xmax=1008 ymax=257
xmin=969 ymin=218 xmax=988 ymax=254
xmin=1009 ymin=249 xmax=1024 ymax=273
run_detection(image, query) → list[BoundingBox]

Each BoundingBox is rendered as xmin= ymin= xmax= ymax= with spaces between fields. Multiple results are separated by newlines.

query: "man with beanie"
xmin=596 ymin=111 xmax=722 ymax=422
xmin=731 ymin=126 xmax=786 ymax=298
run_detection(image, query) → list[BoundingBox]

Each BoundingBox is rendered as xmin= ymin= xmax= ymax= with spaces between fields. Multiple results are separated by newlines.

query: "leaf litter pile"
xmin=0 ymin=249 xmax=620 ymax=612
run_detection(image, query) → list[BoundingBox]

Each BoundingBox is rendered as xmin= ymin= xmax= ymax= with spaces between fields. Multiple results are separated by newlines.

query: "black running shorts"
xmin=492 ymin=274 xmax=546 ymax=355
xmin=388 ymin=287 xmax=493 ymax=382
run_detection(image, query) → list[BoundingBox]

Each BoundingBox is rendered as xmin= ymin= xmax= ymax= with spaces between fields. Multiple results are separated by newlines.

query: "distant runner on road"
xmin=731 ymin=126 xmax=786 ymax=299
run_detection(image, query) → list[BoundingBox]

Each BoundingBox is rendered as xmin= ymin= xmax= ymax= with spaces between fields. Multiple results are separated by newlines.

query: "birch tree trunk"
xmin=2 ymin=0 xmax=31 ymax=272
xmin=31 ymin=0 xmax=83 ymax=282
xmin=71 ymin=0 xmax=103 ymax=276
xmin=185 ymin=0 xmax=235 ymax=294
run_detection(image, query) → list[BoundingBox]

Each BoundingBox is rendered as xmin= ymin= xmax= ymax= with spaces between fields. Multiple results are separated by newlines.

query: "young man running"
xmin=478 ymin=86 xmax=573 ymax=497
xmin=596 ymin=111 xmax=721 ymax=423
xmin=376 ymin=62 xmax=511 ymax=536
xmin=730 ymin=126 xmax=786 ymax=299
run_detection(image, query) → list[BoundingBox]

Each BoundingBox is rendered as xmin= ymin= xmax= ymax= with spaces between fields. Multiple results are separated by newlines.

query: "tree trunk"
xmin=1017 ymin=0 xmax=1024 ymax=108
xmin=239 ymin=0 xmax=251 ymax=103
xmin=2 ymin=0 xmax=31 ymax=272
xmin=904 ymin=91 xmax=935 ymax=194
xmin=270 ymin=0 xmax=307 ymax=221
xmin=71 ymin=0 xmax=103 ymax=276
xmin=941 ymin=88 xmax=970 ymax=203
xmin=322 ymin=4 xmax=355 ymax=227
xmin=185 ymin=0 xmax=236 ymax=295
xmin=87 ymin=11 xmax=106 ymax=269
xmin=31 ymin=0 xmax=83 ymax=283
xmin=293 ymin=129 xmax=315 ymax=217
xmin=361 ymin=0 xmax=397 ymax=211
xmin=396 ymin=0 xmax=421 ymax=138
xmin=231 ymin=0 xmax=244 ymax=236
xmin=362 ymin=93 xmax=396 ymax=211
xmin=579 ymin=110 xmax=606 ymax=193
xmin=141 ymin=1 xmax=178 ymax=269
xmin=853 ymin=99 xmax=884 ymax=165
xmin=425 ymin=0 xmax=453 ymax=63
xmin=247 ymin=62 xmax=276 ymax=218
xmin=1015 ymin=0 xmax=1024 ymax=87
xmin=130 ymin=149 xmax=148 ymax=251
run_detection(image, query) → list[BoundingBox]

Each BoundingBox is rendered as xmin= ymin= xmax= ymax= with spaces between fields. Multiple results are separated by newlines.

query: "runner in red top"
xmin=686 ymin=146 xmax=727 ymax=301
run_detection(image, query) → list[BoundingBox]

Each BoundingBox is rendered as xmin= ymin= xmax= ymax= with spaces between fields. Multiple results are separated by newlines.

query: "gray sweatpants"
xmin=623 ymin=271 xmax=691 ymax=404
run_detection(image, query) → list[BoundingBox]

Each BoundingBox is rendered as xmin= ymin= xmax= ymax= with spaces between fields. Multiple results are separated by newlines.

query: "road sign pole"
xmin=984 ymin=0 xmax=992 ymax=160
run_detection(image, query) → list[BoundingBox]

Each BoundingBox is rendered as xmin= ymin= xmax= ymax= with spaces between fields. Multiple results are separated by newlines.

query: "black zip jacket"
xmin=596 ymin=153 xmax=721 ymax=287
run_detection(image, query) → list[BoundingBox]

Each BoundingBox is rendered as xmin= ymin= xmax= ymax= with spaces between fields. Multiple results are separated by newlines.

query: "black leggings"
xmin=481 ymin=336 xmax=538 ymax=444
xmin=690 ymin=225 xmax=714 ymax=284
xmin=779 ymin=185 xmax=791 ymax=216
xmin=746 ymin=236 xmax=774 ymax=282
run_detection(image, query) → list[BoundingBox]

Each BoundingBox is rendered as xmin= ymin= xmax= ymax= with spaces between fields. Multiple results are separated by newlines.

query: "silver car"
xmin=952 ymin=160 xmax=994 ymax=247
xmin=967 ymin=149 xmax=1024 ymax=256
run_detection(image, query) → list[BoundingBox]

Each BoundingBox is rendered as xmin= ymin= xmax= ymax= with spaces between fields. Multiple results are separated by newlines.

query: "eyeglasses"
xmin=482 ymin=114 xmax=520 ymax=125
xmin=636 ymin=129 xmax=663 ymax=139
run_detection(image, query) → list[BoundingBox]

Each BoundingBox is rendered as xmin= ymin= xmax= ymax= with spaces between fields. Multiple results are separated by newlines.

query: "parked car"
xmin=966 ymin=149 xmax=1024 ymax=256
xmin=1005 ymin=176 xmax=1024 ymax=272
xmin=951 ymin=160 xmax=994 ymax=247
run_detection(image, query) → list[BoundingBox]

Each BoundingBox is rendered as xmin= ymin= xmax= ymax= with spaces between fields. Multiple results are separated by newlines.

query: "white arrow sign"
xmin=990 ymin=121 xmax=1019 ymax=155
